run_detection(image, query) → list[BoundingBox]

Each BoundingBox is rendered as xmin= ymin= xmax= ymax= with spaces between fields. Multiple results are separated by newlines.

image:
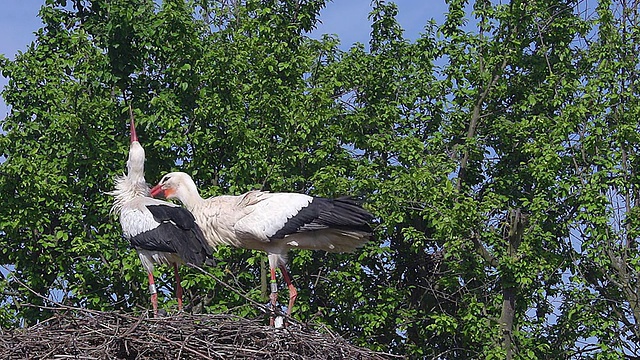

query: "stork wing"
xmin=146 ymin=204 xmax=198 ymax=230
xmin=127 ymin=202 xmax=213 ymax=266
xmin=231 ymin=192 xmax=315 ymax=242
xmin=130 ymin=222 xmax=192 ymax=253
xmin=200 ymin=191 xmax=373 ymax=247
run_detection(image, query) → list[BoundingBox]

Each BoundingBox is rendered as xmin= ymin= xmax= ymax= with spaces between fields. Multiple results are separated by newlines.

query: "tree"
xmin=0 ymin=1 xmax=132 ymax=322
xmin=329 ymin=0 xmax=592 ymax=357
xmin=557 ymin=0 xmax=640 ymax=356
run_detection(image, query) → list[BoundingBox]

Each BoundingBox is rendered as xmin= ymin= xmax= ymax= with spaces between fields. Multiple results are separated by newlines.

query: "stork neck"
xmin=126 ymin=167 xmax=146 ymax=186
xmin=181 ymin=191 xmax=204 ymax=210
xmin=177 ymin=179 xmax=205 ymax=210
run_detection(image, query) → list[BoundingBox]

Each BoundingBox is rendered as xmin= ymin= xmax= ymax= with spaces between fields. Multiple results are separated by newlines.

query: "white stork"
xmin=109 ymin=119 xmax=213 ymax=316
xmin=149 ymin=171 xmax=373 ymax=322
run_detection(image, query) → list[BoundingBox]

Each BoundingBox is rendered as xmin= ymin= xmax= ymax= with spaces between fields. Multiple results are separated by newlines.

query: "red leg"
xmin=279 ymin=265 xmax=297 ymax=317
xmin=173 ymin=263 xmax=183 ymax=312
xmin=147 ymin=272 xmax=158 ymax=316
xmin=269 ymin=267 xmax=278 ymax=326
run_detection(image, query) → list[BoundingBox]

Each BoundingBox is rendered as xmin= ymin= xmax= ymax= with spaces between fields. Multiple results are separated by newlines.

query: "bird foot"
xmin=274 ymin=315 xmax=285 ymax=329
xmin=264 ymin=301 xmax=289 ymax=328
xmin=265 ymin=300 xmax=282 ymax=327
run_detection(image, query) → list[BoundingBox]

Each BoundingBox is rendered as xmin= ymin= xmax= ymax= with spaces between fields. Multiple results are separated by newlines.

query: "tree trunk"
xmin=499 ymin=209 xmax=526 ymax=359
xmin=500 ymin=287 xmax=516 ymax=360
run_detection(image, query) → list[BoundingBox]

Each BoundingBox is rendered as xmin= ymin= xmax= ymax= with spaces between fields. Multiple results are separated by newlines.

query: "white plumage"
xmin=109 ymin=119 xmax=212 ymax=316
xmin=149 ymin=171 xmax=373 ymax=322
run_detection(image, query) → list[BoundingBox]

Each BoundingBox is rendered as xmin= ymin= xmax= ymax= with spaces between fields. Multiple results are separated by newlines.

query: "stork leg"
xmin=173 ymin=263 xmax=183 ymax=312
xmin=279 ymin=264 xmax=297 ymax=318
xmin=269 ymin=267 xmax=278 ymax=326
xmin=147 ymin=272 xmax=158 ymax=316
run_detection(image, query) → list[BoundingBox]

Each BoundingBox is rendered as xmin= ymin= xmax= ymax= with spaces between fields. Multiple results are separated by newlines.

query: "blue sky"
xmin=0 ymin=1 xmax=446 ymax=117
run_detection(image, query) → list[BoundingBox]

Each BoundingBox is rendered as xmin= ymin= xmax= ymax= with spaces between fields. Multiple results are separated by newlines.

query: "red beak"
xmin=130 ymin=114 xmax=138 ymax=143
xmin=150 ymin=184 xmax=165 ymax=198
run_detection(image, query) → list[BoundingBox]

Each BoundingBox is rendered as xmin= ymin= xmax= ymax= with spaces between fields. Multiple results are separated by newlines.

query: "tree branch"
xmin=471 ymin=232 xmax=498 ymax=268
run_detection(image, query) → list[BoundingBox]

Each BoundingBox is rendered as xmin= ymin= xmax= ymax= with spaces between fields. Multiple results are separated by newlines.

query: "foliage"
xmin=1 ymin=0 xmax=639 ymax=358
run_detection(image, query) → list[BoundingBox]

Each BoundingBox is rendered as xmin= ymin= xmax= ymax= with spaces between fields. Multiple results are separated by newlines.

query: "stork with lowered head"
xmin=150 ymin=171 xmax=373 ymax=324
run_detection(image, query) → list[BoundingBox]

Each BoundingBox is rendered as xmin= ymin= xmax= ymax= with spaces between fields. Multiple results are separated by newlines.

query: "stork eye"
xmin=161 ymin=176 xmax=171 ymax=184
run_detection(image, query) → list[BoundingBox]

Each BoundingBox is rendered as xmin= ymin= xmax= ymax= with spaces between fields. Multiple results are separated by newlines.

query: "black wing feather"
xmin=130 ymin=223 xmax=191 ymax=253
xmin=146 ymin=205 xmax=198 ymax=230
xmin=270 ymin=197 xmax=373 ymax=239
xmin=129 ymin=205 xmax=213 ymax=265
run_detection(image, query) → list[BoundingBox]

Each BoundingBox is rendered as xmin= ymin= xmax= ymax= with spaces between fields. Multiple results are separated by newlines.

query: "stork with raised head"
xmin=109 ymin=119 xmax=213 ymax=316
xmin=149 ymin=171 xmax=373 ymax=323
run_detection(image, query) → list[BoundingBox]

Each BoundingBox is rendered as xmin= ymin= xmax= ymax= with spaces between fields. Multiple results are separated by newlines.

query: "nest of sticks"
xmin=0 ymin=307 xmax=399 ymax=359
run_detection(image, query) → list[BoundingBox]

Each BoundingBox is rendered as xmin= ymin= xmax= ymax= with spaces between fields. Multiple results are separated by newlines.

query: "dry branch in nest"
xmin=0 ymin=308 xmax=401 ymax=359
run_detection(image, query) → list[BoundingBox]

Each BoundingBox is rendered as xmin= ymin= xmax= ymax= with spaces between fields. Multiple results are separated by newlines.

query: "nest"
xmin=0 ymin=308 xmax=399 ymax=359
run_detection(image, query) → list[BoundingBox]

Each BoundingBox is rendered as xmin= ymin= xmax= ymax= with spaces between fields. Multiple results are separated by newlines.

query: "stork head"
xmin=126 ymin=117 xmax=145 ymax=182
xmin=150 ymin=171 xmax=200 ymax=206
